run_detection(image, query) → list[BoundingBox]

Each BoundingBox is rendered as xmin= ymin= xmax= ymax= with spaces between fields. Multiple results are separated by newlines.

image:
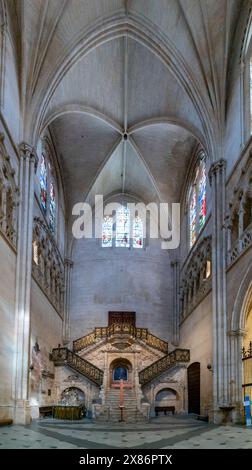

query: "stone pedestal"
xmin=14 ymin=400 xmax=32 ymax=425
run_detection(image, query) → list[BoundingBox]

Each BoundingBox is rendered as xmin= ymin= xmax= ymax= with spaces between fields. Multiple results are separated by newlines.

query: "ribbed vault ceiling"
xmin=11 ymin=0 xmax=244 ymax=210
xmin=49 ymin=35 xmax=198 ymax=208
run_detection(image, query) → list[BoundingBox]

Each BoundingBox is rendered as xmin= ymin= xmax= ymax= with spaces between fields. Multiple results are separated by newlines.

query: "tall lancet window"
xmin=189 ymin=187 xmax=197 ymax=247
xmin=198 ymin=159 xmax=207 ymax=230
xmin=189 ymin=154 xmax=207 ymax=248
xmin=49 ymin=181 xmax=56 ymax=233
xmin=102 ymin=216 xmax=113 ymax=247
xmin=133 ymin=216 xmax=143 ymax=248
xmin=116 ymin=206 xmax=130 ymax=247
xmin=40 ymin=154 xmax=47 ymax=212
xmin=38 ymin=138 xmax=58 ymax=237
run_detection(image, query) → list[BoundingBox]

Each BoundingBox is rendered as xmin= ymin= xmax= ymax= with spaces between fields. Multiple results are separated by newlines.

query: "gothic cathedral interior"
xmin=0 ymin=0 xmax=252 ymax=451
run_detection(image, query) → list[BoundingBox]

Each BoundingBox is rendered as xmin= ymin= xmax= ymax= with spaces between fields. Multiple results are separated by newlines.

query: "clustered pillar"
xmin=13 ymin=143 xmax=37 ymax=424
xmin=171 ymin=260 xmax=180 ymax=346
xmin=209 ymin=159 xmax=229 ymax=423
xmin=63 ymin=258 xmax=73 ymax=344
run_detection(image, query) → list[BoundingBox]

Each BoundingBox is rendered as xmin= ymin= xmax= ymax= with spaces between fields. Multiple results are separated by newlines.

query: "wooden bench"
xmin=39 ymin=406 xmax=53 ymax=418
xmin=0 ymin=419 xmax=13 ymax=426
xmin=155 ymin=406 xmax=175 ymax=416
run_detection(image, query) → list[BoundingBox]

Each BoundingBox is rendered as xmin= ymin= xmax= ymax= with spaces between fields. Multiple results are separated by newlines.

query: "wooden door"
xmin=187 ymin=362 xmax=200 ymax=415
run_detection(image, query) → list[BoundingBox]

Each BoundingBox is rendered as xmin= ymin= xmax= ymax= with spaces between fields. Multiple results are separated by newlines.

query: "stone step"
xmin=96 ymin=416 xmax=147 ymax=423
xmin=106 ymin=400 xmax=136 ymax=404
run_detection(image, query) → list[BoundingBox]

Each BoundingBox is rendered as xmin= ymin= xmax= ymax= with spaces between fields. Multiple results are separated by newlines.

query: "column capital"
xmin=209 ymin=159 xmax=226 ymax=185
xmin=19 ymin=142 xmax=38 ymax=169
xmin=227 ymin=328 xmax=246 ymax=338
xmin=64 ymin=258 xmax=74 ymax=268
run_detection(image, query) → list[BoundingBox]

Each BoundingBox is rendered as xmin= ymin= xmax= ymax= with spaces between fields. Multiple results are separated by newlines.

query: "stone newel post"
xmin=13 ymin=143 xmax=37 ymax=424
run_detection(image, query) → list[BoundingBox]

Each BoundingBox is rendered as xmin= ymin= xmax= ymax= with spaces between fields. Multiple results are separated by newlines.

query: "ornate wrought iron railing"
xmin=139 ymin=348 xmax=190 ymax=385
xmin=73 ymin=324 xmax=168 ymax=354
xmin=50 ymin=347 xmax=104 ymax=386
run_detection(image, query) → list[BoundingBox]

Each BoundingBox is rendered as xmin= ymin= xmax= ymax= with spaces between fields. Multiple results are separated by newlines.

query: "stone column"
xmin=63 ymin=258 xmax=73 ymax=344
xmin=0 ymin=13 xmax=7 ymax=109
xmin=209 ymin=159 xmax=229 ymax=423
xmin=171 ymin=260 xmax=180 ymax=346
xmin=13 ymin=143 xmax=37 ymax=424
xmin=180 ymin=292 xmax=184 ymax=321
xmin=103 ymin=350 xmax=109 ymax=393
xmin=238 ymin=205 xmax=244 ymax=253
xmin=229 ymin=329 xmax=245 ymax=423
xmin=225 ymin=215 xmax=232 ymax=264
xmin=240 ymin=59 xmax=245 ymax=146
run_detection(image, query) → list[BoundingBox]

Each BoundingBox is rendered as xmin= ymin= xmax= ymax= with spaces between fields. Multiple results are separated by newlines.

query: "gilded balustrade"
xmin=73 ymin=324 xmax=168 ymax=354
xmin=51 ymin=347 xmax=104 ymax=386
xmin=139 ymin=348 xmax=190 ymax=385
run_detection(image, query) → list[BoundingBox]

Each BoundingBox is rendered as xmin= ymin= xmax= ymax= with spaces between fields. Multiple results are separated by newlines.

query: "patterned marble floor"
xmin=0 ymin=415 xmax=251 ymax=449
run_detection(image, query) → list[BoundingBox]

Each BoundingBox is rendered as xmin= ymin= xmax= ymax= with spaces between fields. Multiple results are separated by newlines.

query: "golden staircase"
xmin=73 ymin=323 xmax=168 ymax=354
xmin=50 ymin=347 xmax=104 ymax=386
xmin=139 ymin=349 xmax=190 ymax=385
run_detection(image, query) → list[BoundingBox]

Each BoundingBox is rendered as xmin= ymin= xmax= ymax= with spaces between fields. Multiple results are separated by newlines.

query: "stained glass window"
xmin=198 ymin=160 xmax=207 ymax=230
xmin=189 ymin=187 xmax=197 ymax=247
xmin=40 ymin=154 xmax=47 ymax=212
xmin=49 ymin=181 xmax=56 ymax=233
xmin=133 ymin=216 xmax=143 ymax=248
xmin=189 ymin=155 xmax=207 ymax=248
xmin=102 ymin=216 xmax=113 ymax=247
xmin=115 ymin=206 xmax=130 ymax=248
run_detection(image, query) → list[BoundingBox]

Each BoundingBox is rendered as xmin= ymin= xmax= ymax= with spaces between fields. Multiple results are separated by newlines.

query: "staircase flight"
xmin=50 ymin=347 xmax=104 ymax=386
xmin=139 ymin=349 xmax=190 ymax=386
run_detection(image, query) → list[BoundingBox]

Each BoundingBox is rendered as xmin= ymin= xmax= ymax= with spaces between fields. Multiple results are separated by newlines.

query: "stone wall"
xmin=142 ymin=366 xmax=187 ymax=417
xmin=53 ymin=366 xmax=100 ymax=414
xmin=0 ymin=235 xmax=16 ymax=420
xmin=29 ymin=280 xmax=63 ymax=418
xmin=179 ymin=293 xmax=213 ymax=418
xmin=70 ymin=237 xmax=172 ymax=342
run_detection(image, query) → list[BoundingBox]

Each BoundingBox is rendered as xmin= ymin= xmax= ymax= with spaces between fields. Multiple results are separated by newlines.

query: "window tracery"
xmin=101 ymin=206 xmax=143 ymax=249
xmin=189 ymin=154 xmax=207 ymax=248
xmin=37 ymin=138 xmax=57 ymax=235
